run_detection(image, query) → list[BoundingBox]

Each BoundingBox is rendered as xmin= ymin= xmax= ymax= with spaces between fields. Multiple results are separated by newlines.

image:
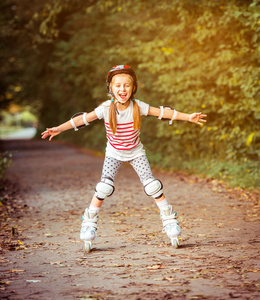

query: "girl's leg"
xmin=89 ymin=156 xmax=123 ymax=211
xmin=80 ymin=157 xmax=123 ymax=251
xmin=129 ymin=155 xmax=165 ymax=201
xmin=129 ymin=155 xmax=181 ymax=247
xmin=129 ymin=155 xmax=154 ymax=184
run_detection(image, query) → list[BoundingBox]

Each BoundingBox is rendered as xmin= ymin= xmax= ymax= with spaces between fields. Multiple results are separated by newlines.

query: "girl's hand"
xmin=41 ymin=127 xmax=61 ymax=141
xmin=189 ymin=113 xmax=207 ymax=125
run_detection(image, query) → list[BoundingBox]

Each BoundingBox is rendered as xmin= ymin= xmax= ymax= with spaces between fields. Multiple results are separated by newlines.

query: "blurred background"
xmin=0 ymin=0 xmax=259 ymax=189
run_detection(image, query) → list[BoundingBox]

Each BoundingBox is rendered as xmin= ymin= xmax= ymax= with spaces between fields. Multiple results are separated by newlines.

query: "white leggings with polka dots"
xmin=101 ymin=155 xmax=154 ymax=185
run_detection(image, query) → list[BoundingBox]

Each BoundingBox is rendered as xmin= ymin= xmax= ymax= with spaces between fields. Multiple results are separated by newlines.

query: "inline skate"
xmin=80 ymin=208 xmax=98 ymax=252
xmin=160 ymin=205 xmax=181 ymax=248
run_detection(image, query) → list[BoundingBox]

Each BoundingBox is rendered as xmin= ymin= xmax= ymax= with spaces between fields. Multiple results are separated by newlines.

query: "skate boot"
xmin=80 ymin=208 xmax=98 ymax=253
xmin=160 ymin=205 xmax=181 ymax=249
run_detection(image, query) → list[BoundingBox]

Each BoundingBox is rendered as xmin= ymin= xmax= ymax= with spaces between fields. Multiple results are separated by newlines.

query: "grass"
xmin=180 ymin=158 xmax=260 ymax=190
xmin=146 ymin=149 xmax=260 ymax=190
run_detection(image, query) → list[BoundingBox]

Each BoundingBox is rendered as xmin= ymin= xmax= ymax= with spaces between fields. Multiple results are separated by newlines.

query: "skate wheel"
xmin=171 ymin=237 xmax=179 ymax=249
xmin=84 ymin=241 xmax=92 ymax=253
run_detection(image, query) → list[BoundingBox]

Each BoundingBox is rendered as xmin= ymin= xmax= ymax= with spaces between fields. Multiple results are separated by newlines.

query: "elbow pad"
xmin=70 ymin=112 xmax=89 ymax=131
xmin=158 ymin=106 xmax=177 ymax=125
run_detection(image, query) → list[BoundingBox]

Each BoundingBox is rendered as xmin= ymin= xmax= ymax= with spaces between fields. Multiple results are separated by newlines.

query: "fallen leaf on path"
xmin=44 ymin=233 xmax=53 ymax=237
xmin=147 ymin=265 xmax=165 ymax=270
xmin=8 ymin=269 xmax=25 ymax=273
xmin=50 ymin=261 xmax=63 ymax=265
xmin=165 ymin=277 xmax=175 ymax=281
xmin=153 ymin=277 xmax=165 ymax=281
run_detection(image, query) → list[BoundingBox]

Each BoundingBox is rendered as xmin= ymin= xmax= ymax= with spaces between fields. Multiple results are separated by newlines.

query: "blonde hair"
xmin=109 ymin=75 xmax=141 ymax=135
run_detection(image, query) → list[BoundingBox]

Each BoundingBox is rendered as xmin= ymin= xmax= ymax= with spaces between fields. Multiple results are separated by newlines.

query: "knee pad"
xmin=144 ymin=178 xmax=163 ymax=199
xmin=95 ymin=178 xmax=115 ymax=200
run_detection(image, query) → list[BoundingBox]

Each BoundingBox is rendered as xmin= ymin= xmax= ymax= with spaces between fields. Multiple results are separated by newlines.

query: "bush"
xmin=0 ymin=152 xmax=12 ymax=180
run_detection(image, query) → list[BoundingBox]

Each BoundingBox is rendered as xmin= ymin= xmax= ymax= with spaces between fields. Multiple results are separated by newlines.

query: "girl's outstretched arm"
xmin=41 ymin=111 xmax=98 ymax=141
xmin=148 ymin=106 xmax=207 ymax=125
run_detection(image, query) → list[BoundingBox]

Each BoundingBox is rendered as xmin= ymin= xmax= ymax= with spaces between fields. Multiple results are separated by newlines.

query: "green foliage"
xmin=0 ymin=152 xmax=12 ymax=180
xmin=1 ymin=0 xmax=259 ymax=189
xmin=181 ymin=158 xmax=260 ymax=190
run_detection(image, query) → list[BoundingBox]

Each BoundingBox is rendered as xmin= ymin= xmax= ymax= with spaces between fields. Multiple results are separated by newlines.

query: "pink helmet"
xmin=106 ymin=65 xmax=138 ymax=99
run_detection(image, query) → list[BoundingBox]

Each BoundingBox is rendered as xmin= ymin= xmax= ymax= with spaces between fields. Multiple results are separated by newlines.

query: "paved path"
xmin=0 ymin=127 xmax=36 ymax=140
xmin=0 ymin=140 xmax=259 ymax=299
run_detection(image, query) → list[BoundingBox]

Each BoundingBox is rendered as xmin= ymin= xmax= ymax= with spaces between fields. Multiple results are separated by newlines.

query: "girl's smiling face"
xmin=111 ymin=74 xmax=133 ymax=104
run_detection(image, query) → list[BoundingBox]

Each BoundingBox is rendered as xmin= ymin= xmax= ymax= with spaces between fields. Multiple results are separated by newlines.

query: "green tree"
xmin=2 ymin=0 xmax=259 ymax=188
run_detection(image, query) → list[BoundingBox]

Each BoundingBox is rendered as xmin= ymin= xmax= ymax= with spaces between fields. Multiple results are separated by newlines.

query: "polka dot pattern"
xmin=129 ymin=155 xmax=154 ymax=184
xmin=100 ymin=155 xmax=154 ymax=186
xmin=101 ymin=156 xmax=123 ymax=181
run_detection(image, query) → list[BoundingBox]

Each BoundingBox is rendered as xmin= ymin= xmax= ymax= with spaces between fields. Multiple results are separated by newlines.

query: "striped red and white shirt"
xmin=105 ymin=122 xmax=140 ymax=151
xmin=95 ymin=99 xmax=150 ymax=161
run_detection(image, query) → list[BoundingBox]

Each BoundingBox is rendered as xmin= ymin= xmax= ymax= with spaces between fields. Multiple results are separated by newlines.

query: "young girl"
xmin=42 ymin=65 xmax=207 ymax=252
